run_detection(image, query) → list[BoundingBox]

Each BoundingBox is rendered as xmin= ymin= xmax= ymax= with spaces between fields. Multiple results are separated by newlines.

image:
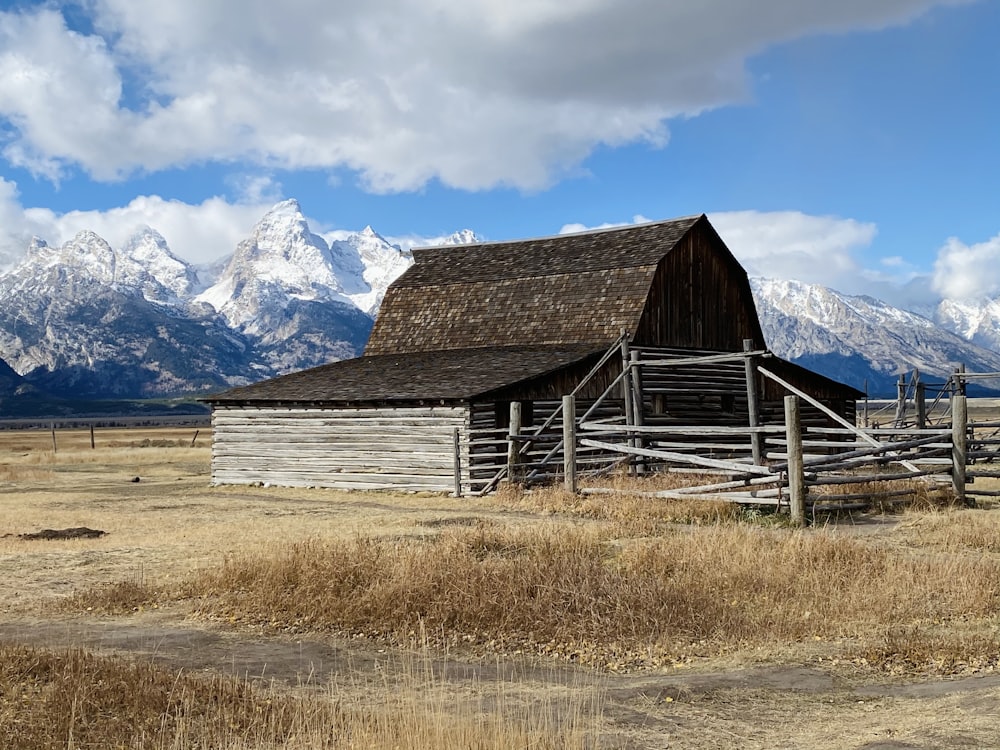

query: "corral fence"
xmin=472 ymin=337 xmax=1000 ymax=522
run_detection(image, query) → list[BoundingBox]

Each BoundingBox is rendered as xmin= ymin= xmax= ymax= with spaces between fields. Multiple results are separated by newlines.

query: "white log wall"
xmin=212 ymin=405 xmax=470 ymax=491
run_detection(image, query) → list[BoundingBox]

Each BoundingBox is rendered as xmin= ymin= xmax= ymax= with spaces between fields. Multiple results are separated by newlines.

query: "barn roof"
xmin=365 ymin=215 xmax=703 ymax=355
xmin=206 ymin=345 xmax=604 ymax=404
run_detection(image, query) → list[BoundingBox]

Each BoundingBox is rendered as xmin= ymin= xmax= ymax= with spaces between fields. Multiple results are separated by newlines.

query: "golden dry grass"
xmin=0 ymin=643 xmax=598 ymax=750
xmin=492 ymin=476 xmax=744 ymax=534
xmin=66 ymin=518 xmax=1000 ymax=674
xmin=897 ymin=506 xmax=1000 ymax=552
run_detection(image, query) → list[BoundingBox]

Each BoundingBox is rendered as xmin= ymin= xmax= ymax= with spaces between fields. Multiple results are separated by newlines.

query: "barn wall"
xmin=634 ymin=225 xmax=765 ymax=351
xmin=211 ymin=405 xmax=469 ymax=491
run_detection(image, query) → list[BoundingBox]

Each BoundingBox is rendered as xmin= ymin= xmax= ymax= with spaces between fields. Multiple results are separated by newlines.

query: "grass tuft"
xmin=0 ymin=644 xmax=597 ymax=749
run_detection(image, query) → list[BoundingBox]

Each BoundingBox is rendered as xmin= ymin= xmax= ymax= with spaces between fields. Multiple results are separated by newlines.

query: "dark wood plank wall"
xmin=634 ymin=227 xmax=766 ymax=351
xmin=484 ymin=353 xmax=619 ymax=403
xmin=467 ymin=398 xmax=625 ymax=486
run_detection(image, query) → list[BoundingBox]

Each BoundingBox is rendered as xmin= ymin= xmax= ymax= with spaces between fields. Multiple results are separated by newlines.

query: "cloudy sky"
xmin=0 ymin=0 xmax=996 ymax=305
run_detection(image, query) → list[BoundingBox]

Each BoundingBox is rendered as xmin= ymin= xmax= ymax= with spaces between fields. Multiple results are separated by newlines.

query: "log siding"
xmin=211 ymin=405 xmax=470 ymax=491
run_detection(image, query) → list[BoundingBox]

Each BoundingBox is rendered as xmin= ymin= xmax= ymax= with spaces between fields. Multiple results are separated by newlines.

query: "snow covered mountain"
xmin=195 ymin=200 xmax=373 ymax=373
xmin=0 ymin=200 xmax=475 ymax=400
xmin=338 ymin=226 xmax=413 ymax=315
xmin=0 ymin=231 xmax=250 ymax=398
xmin=752 ymin=278 xmax=1000 ymax=394
xmin=932 ymin=297 xmax=1000 ymax=354
xmin=118 ymin=227 xmax=203 ymax=302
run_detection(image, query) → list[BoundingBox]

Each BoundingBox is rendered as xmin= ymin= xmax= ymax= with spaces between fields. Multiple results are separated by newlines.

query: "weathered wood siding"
xmin=634 ymin=227 xmax=765 ymax=351
xmin=211 ymin=405 xmax=469 ymax=491
xmin=467 ymin=397 xmax=626 ymax=488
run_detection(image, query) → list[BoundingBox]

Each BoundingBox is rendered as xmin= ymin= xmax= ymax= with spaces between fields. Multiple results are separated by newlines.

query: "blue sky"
xmin=0 ymin=0 xmax=996 ymax=305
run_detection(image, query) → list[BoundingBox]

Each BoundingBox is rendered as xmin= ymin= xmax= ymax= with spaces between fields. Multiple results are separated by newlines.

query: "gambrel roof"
xmin=365 ymin=215 xmax=706 ymax=355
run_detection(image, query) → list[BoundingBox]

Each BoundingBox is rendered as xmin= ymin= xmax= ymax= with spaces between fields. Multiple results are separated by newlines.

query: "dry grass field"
xmin=3 ymin=424 xmax=1000 ymax=748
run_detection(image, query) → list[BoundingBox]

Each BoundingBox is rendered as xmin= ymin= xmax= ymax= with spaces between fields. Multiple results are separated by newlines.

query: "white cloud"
xmin=559 ymin=215 xmax=652 ymax=234
xmin=226 ymin=173 xmax=284 ymax=205
xmin=0 ymin=0 xmax=972 ymax=191
xmin=710 ymin=210 xmax=953 ymax=307
xmin=0 ymin=182 xmax=270 ymax=265
xmin=932 ymin=234 xmax=1000 ymax=300
xmin=709 ymin=210 xmax=876 ymax=283
xmin=555 ymin=210 xmax=875 ymax=284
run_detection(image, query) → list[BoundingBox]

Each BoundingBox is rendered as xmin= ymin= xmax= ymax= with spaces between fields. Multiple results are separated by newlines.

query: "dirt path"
xmin=3 ymin=611 xmax=1000 ymax=749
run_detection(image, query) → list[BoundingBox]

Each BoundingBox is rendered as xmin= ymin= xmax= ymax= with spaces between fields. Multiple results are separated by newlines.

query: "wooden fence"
xmin=475 ymin=340 xmax=1000 ymax=521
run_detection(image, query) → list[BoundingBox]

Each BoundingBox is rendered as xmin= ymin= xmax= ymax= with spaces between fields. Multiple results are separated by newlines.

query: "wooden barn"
xmin=205 ymin=215 xmax=862 ymax=493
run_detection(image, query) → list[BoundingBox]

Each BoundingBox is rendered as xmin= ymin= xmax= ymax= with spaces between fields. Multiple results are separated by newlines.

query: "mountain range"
xmin=0 ymin=199 xmax=998 ymax=412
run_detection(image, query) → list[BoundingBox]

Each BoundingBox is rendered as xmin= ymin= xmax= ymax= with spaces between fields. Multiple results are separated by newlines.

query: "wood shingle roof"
xmin=365 ymin=215 xmax=702 ymax=355
xmin=206 ymin=345 xmax=603 ymax=404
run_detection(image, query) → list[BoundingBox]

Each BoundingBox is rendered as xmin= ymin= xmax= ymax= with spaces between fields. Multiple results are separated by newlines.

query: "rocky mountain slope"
xmin=751 ymin=278 xmax=1000 ymax=395
xmin=0 ymin=231 xmax=251 ymax=398
xmin=194 ymin=200 xmax=374 ymax=374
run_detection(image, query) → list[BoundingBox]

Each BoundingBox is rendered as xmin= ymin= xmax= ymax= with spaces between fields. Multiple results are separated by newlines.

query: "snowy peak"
xmin=119 ymin=226 xmax=201 ymax=301
xmin=753 ymin=278 xmax=937 ymax=335
xmin=327 ymin=227 xmax=410 ymax=316
xmin=934 ymin=297 xmax=1000 ymax=353
xmin=233 ymin=199 xmax=337 ymax=284
xmin=6 ymin=227 xmax=200 ymax=305
xmin=751 ymin=276 xmax=1000 ymax=393
xmin=441 ymin=228 xmax=479 ymax=245
xmin=58 ymin=231 xmax=117 ymax=283
xmin=197 ymin=201 xmax=362 ymax=331
xmin=241 ymin=200 xmax=363 ymax=288
xmin=4 ymin=230 xmax=118 ymax=292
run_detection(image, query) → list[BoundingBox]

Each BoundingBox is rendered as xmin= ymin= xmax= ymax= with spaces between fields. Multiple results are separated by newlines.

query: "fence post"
xmin=507 ymin=401 xmax=523 ymax=485
xmin=784 ymin=395 xmax=806 ymax=526
xmin=629 ymin=350 xmax=646 ymax=474
xmin=50 ymin=422 xmax=57 ymax=454
xmin=894 ymin=373 xmax=907 ymax=426
xmin=563 ymin=394 xmax=577 ymax=494
xmin=952 ymin=394 xmax=968 ymax=506
xmin=620 ymin=334 xmax=636 ymax=476
xmin=915 ymin=378 xmax=926 ymax=430
xmin=453 ymin=427 xmax=463 ymax=498
xmin=743 ymin=339 xmax=763 ymax=465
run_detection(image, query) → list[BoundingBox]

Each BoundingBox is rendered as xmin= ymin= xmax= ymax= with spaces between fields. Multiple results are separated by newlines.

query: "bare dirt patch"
xmin=3 ymin=426 xmax=1000 ymax=748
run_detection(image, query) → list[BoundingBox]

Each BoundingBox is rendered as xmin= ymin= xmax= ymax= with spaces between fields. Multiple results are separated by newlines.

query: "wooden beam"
xmin=784 ymin=395 xmax=806 ymax=527
xmin=453 ymin=427 xmax=462 ymax=498
xmin=507 ymin=401 xmax=523 ymax=485
xmin=953 ymin=394 xmax=968 ymax=506
xmin=743 ymin=338 xmax=763 ymax=466
xmin=758 ymin=365 xmax=922 ymax=473
xmin=578 ymin=437 xmax=774 ymax=476
xmin=563 ymin=394 xmax=577 ymax=494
